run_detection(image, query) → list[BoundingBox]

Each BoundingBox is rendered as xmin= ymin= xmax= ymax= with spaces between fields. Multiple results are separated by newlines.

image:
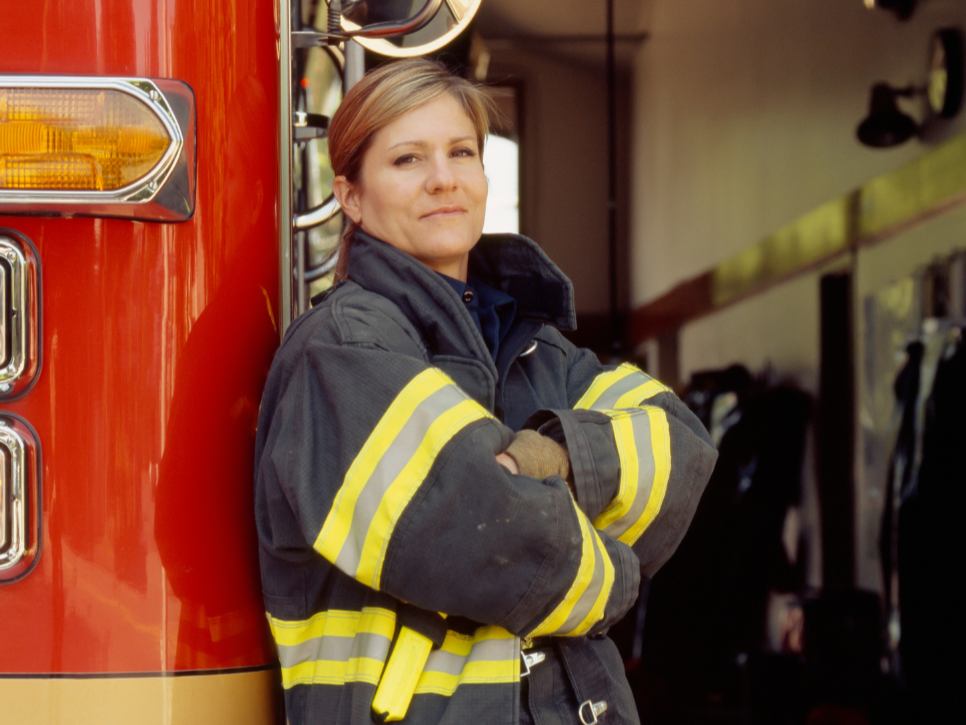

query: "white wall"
xmin=632 ymin=0 xmax=966 ymax=305
xmin=487 ymin=48 xmax=633 ymax=315
xmin=631 ymin=0 xmax=966 ymax=591
xmin=679 ymin=272 xmax=823 ymax=393
xmin=481 ymin=0 xmax=966 ymax=591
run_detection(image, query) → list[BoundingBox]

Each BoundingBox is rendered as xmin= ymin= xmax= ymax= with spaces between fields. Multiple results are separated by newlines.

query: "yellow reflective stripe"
xmin=592 ymin=407 xmax=671 ymax=545
xmin=315 ymin=368 xmax=493 ymax=590
xmin=617 ymin=408 xmax=671 ymax=545
xmin=437 ymin=630 xmax=475 ymax=656
xmin=414 ymin=626 xmax=519 ymax=695
xmin=574 ymin=364 xmax=638 ymax=409
xmin=574 ymin=363 xmax=669 ymax=411
xmin=433 ymin=625 xmax=515 ymax=654
xmin=356 ymin=398 xmax=490 ymax=589
xmin=281 ymin=655 xmax=385 ymax=688
xmin=414 ymin=661 xmax=519 ymax=695
xmin=267 ymin=607 xmax=396 ymax=647
xmin=613 ymin=379 xmax=669 ymax=409
xmin=267 ymin=608 xmax=397 ymax=690
xmin=268 ymin=611 xmax=520 ymax=694
xmin=527 ymin=505 xmax=603 ymax=637
xmin=372 ymin=627 xmax=433 ymax=720
xmin=315 ymin=368 xmax=450 ymax=562
xmin=572 ymin=528 xmax=614 ymax=634
xmin=593 ymin=412 xmax=638 ymax=531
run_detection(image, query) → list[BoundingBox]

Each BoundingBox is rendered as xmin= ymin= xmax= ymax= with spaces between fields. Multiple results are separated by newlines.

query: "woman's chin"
xmin=418 ymin=234 xmax=478 ymax=259
xmin=415 ymin=249 xmax=471 ymax=278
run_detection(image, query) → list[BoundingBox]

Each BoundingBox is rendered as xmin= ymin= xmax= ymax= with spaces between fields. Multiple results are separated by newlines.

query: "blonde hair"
xmin=327 ymin=58 xmax=493 ymax=281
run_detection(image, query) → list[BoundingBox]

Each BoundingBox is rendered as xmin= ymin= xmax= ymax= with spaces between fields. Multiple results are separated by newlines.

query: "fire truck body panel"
xmin=0 ymin=0 xmax=283 ymax=711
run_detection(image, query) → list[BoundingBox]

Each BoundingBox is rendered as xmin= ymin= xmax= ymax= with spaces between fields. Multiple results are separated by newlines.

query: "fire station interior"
xmin=298 ymin=1 xmax=966 ymax=723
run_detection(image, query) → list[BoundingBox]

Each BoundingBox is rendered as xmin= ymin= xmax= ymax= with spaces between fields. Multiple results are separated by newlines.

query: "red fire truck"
xmin=0 ymin=1 xmax=479 ymax=721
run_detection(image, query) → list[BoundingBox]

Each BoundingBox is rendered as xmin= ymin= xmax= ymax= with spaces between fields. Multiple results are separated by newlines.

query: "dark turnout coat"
xmin=254 ymin=231 xmax=717 ymax=725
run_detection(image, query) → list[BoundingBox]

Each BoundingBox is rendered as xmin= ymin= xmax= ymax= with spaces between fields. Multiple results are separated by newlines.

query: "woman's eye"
xmin=393 ymin=154 xmax=418 ymax=166
xmin=452 ymin=147 xmax=476 ymax=158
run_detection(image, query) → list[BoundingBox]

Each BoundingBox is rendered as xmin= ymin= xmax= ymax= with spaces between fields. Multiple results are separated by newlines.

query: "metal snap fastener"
xmin=519 ymin=341 xmax=538 ymax=357
xmin=578 ymin=699 xmax=608 ymax=725
xmin=520 ymin=650 xmax=546 ymax=678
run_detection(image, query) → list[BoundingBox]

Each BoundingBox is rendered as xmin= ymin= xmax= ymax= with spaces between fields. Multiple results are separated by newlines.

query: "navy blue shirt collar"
xmin=437 ymin=273 xmax=517 ymax=362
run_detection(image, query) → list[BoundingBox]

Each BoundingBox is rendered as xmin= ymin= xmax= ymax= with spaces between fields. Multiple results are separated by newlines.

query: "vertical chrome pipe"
xmin=279 ymin=0 xmax=295 ymax=335
xmin=344 ymin=39 xmax=365 ymax=91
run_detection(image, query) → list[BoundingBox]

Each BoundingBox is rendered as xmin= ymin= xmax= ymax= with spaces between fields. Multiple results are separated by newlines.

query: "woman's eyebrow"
xmin=387 ymin=135 xmax=475 ymax=150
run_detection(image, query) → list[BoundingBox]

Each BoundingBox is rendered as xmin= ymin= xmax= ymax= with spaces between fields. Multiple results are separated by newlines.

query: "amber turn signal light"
xmin=0 ymin=86 xmax=172 ymax=192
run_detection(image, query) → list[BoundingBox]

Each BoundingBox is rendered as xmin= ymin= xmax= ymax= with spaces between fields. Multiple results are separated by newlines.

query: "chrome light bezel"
xmin=0 ymin=420 xmax=28 ymax=573
xmin=0 ymin=76 xmax=196 ymax=222
xmin=0 ymin=236 xmax=29 ymax=390
xmin=0 ymin=414 xmax=41 ymax=583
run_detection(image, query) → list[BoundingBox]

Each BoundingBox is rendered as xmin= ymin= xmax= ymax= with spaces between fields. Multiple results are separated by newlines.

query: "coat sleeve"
xmin=525 ymin=344 xmax=718 ymax=579
xmin=257 ymin=335 xmax=641 ymax=638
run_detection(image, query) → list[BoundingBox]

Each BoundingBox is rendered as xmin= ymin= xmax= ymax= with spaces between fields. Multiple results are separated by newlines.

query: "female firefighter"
xmin=254 ymin=58 xmax=717 ymax=725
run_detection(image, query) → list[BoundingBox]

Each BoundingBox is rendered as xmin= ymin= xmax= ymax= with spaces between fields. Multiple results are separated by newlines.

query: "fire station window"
xmin=482 ymin=134 xmax=519 ymax=234
xmin=481 ymin=84 xmax=521 ymax=235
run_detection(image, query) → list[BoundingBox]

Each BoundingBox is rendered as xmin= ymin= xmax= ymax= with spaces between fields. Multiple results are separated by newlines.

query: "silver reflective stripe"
xmin=423 ymin=636 xmax=517 ymax=676
xmin=275 ymin=630 xmax=391 ymax=670
xmin=350 ymin=630 xmax=391 ymax=661
xmin=558 ymin=532 xmax=607 ymax=634
xmin=602 ymin=412 xmax=657 ymax=539
xmin=590 ymin=370 xmax=656 ymax=410
xmin=334 ymin=384 xmax=469 ymax=575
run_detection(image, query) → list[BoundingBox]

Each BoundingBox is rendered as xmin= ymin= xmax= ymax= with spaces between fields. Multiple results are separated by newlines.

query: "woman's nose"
xmin=426 ymin=153 xmax=457 ymax=191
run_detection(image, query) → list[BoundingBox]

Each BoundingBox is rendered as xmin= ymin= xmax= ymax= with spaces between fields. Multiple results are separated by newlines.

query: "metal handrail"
xmin=293 ymin=41 xmax=344 ymax=233
xmin=295 ymin=195 xmax=342 ymax=231
xmin=283 ymin=0 xmax=450 ymax=331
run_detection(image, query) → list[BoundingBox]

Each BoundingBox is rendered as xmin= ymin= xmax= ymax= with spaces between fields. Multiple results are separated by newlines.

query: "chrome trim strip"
xmin=279 ymin=0 xmax=295 ymax=335
xmin=0 ymin=237 xmax=28 ymax=389
xmin=293 ymin=44 xmax=344 ymax=235
xmin=344 ymin=39 xmax=366 ymax=91
xmin=0 ymin=76 xmax=183 ymax=205
xmin=0 ymin=257 xmax=5 ymax=371
xmin=0 ymin=421 xmax=28 ymax=571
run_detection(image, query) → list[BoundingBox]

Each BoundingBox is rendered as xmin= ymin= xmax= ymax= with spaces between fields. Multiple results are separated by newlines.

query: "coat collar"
xmin=346 ymin=231 xmax=576 ymax=360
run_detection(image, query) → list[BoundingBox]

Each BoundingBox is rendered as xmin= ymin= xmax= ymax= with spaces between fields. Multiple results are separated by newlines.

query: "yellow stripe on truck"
xmin=2 ymin=669 xmax=280 ymax=725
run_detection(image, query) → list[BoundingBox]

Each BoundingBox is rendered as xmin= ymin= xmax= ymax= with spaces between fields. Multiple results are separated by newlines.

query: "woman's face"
xmin=335 ymin=93 xmax=488 ymax=280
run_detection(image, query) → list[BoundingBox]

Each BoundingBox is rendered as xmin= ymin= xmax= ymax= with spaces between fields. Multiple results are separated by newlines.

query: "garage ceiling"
xmin=474 ymin=0 xmax=650 ymax=67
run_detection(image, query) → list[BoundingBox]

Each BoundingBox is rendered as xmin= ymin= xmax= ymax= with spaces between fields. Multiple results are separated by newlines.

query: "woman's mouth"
xmin=421 ymin=206 xmax=465 ymax=220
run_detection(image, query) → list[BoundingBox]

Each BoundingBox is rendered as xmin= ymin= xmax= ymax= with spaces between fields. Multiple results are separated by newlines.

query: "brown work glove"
xmin=504 ymin=429 xmax=574 ymax=494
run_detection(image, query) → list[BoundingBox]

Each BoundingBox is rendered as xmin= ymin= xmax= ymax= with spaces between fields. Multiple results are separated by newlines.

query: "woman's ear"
xmin=333 ymin=176 xmax=363 ymax=225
